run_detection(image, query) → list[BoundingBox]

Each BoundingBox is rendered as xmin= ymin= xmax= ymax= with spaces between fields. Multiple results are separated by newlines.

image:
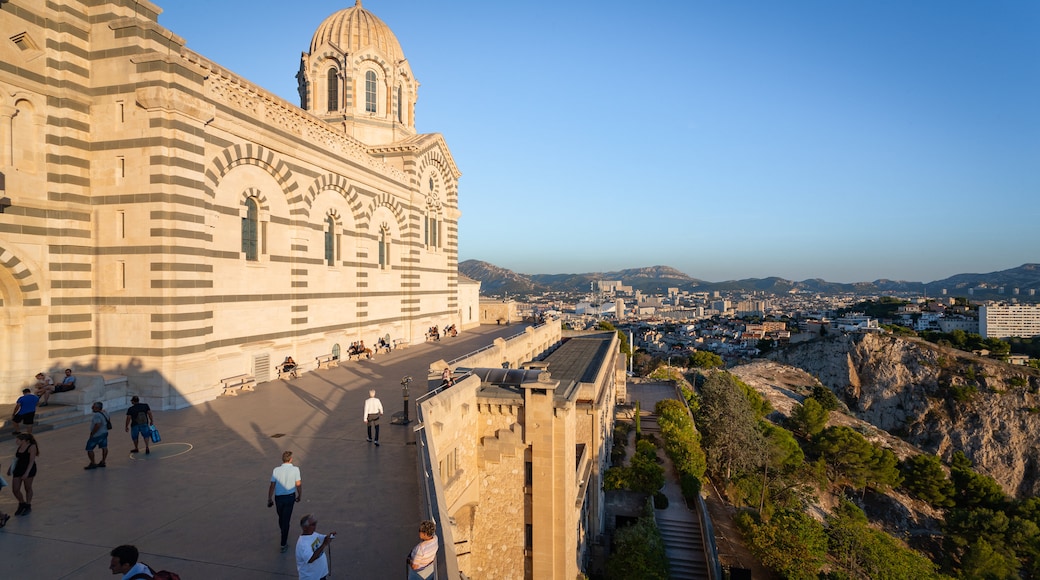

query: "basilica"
xmin=0 ymin=0 xmax=478 ymax=406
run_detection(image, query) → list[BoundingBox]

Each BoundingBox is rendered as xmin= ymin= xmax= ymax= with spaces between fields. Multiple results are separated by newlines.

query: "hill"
xmin=460 ymin=260 xmax=1040 ymax=300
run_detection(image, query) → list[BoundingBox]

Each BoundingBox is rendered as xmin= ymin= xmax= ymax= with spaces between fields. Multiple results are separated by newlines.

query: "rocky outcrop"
xmin=768 ymin=333 xmax=1040 ymax=498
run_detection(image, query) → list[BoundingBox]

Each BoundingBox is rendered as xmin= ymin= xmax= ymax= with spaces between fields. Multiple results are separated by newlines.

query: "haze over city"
xmin=160 ymin=0 xmax=1040 ymax=284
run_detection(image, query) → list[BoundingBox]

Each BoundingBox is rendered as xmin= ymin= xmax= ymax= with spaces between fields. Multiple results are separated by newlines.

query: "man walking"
xmin=12 ymin=388 xmax=39 ymax=435
xmin=125 ymin=396 xmax=154 ymax=454
xmin=296 ymin=514 xmax=335 ymax=580
xmin=363 ymin=389 xmax=383 ymax=446
xmin=85 ymin=401 xmax=110 ymax=469
xmin=268 ymin=450 xmax=302 ymax=553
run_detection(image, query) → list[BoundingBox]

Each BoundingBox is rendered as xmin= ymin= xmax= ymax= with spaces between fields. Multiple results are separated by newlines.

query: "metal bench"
xmin=220 ymin=374 xmax=255 ymax=396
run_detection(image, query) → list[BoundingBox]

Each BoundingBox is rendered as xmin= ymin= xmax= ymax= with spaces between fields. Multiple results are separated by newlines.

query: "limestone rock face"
xmin=769 ymin=334 xmax=1040 ymax=498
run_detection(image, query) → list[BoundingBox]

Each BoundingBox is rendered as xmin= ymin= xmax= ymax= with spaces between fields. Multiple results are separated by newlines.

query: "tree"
xmin=689 ymin=350 xmax=724 ymax=369
xmin=827 ymin=499 xmax=942 ymax=579
xmin=696 ymin=372 xmax=766 ymax=481
xmin=738 ymin=509 xmax=828 ymax=580
xmin=810 ymin=385 xmax=841 ymax=411
xmin=951 ymin=465 xmax=1007 ymax=510
xmin=788 ymin=398 xmax=829 ymax=438
xmin=901 ymin=454 xmax=955 ymax=508
xmin=812 ymin=426 xmax=902 ymax=491
xmin=958 ymin=537 xmax=1020 ymax=580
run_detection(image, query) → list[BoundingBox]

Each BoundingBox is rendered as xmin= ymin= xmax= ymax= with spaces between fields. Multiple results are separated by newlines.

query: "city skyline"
xmin=160 ymin=0 xmax=1039 ymax=284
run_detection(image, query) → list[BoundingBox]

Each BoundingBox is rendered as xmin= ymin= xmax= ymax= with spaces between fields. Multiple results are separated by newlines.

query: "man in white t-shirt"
xmin=363 ymin=389 xmax=384 ymax=446
xmin=296 ymin=514 xmax=335 ymax=580
xmin=268 ymin=450 xmax=302 ymax=552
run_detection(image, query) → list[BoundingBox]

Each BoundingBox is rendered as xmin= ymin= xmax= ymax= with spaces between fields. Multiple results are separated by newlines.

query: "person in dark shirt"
xmin=125 ymin=396 xmax=154 ymax=454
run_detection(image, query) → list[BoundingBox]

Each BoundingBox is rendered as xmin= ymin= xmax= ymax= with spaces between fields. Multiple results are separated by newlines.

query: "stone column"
xmin=0 ymin=105 xmax=17 ymax=167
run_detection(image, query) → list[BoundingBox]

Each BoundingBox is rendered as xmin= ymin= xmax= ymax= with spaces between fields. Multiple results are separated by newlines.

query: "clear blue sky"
xmin=159 ymin=0 xmax=1039 ymax=284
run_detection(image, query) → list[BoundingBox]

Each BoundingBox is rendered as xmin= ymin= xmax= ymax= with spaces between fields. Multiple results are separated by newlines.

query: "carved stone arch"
xmin=361 ymin=193 xmax=406 ymax=232
xmin=203 ymin=143 xmax=298 ymax=202
xmin=309 ymin=51 xmax=344 ymax=77
xmin=417 ymin=151 xmax=454 ymax=207
xmin=240 ymin=187 xmax=269 ymax=214
xmin=303 ymin=174 xmax=366 ymax=225
xmin=0 ymin=244 xmax=43 ymax=308
xmin=352 ymin=52 xmax=392 ymax=76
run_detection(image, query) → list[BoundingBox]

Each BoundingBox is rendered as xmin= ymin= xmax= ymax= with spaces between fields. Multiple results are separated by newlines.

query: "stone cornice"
xmin=180 ymin=47 xmax=408 ymax=184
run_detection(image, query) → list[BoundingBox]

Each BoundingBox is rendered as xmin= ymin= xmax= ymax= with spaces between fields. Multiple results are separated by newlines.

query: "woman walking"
xmin=11 ymin=432 xmax=39 ymax=516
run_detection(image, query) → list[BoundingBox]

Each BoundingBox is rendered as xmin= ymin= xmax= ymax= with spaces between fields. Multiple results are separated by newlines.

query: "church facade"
xmin=0 ymin=0 xmax=468 ymax=406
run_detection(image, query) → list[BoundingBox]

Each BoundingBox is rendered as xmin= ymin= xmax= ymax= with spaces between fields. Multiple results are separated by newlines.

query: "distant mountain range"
xmin=459 ymin=260 xmax=1040 ymax=300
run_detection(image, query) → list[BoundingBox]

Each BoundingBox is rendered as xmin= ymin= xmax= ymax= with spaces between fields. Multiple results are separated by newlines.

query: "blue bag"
xmin=150 ymin=426 xmax=161 ymax=443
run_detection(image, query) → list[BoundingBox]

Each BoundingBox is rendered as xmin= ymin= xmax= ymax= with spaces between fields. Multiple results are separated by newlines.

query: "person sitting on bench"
xmin=281 ymin=357 xmax=298 ymax=379
xmin=55 ymin=368 xmax=76 ymax=393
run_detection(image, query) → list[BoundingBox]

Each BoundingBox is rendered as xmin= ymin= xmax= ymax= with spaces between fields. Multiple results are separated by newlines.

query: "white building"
xmin=980 ymin=305 xmax=1040 ymax=339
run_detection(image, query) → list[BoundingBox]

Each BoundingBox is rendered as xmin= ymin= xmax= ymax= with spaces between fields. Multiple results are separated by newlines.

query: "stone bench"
xmin=48 ymin=373 xmax=129 ymax=415
xmin=276 ymin=364 xmax=299 ymax=380
xmin=315 ymin=353 xmax=338 ymax=369
xmin=346 ymin=349 xmax=371 ymax=361
xmin=220 ymin=374 xmax=255 ymax=396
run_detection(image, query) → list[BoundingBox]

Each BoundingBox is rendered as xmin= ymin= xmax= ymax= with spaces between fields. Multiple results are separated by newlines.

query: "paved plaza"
xmin=0 ymin=324 xmax=522 ymax=578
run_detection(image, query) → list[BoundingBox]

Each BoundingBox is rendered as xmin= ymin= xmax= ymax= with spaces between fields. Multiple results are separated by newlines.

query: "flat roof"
xmin=541 ymin=333 xmax=615 ymax=385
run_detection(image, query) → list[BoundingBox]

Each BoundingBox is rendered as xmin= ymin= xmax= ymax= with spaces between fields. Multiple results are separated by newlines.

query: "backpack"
xmin=135 ymin=409 xmax=148 ymax=426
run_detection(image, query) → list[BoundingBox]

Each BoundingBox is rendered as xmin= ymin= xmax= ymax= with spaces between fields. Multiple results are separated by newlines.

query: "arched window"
xmin=325 ymin=214 xmax=338 ymax=266
xmin=327 ymin=68 xmax=339 ymax=111
xmin=242 ymin=197 xmax=259 ymax=261
xmin=378 ymin=226 xmax=390 ymax=269
xmin=396 ymin=85 xmax=403 ymax=123
xmin=365 ymin=70 xmax=377 ymax=113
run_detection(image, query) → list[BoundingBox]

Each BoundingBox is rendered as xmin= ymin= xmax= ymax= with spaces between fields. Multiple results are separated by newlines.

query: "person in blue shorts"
xmin=84 ymin=401 xmax=110 ymax=470
xmin=125 ymin=396 xmax=154 ymax=454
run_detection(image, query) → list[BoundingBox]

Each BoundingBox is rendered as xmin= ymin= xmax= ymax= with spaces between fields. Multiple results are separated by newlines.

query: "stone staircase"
xmin=657 ymin=516 xmax=710 ymax=580
xmin=640 ymin=406 xmax=711 ymax=580
xmin=0 ymin=403 xmax=91 ymax=442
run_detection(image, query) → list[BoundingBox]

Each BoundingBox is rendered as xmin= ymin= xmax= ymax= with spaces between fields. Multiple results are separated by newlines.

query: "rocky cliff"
xmin=768 ymin=333 xmax=1040 ymax=498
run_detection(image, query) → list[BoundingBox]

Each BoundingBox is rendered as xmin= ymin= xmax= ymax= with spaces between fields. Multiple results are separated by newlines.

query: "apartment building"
xmin=980 ymin=305 xmax=1040 ymax=339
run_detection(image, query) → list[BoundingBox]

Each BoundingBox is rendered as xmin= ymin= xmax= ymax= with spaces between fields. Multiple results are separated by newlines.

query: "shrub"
xmin=606 ymin=508 xmax=669 ymax=580
xmin=680 ymin=473 xmax=701 ymax=506
xmin=653 ymin=491 xmax=669 ymax=509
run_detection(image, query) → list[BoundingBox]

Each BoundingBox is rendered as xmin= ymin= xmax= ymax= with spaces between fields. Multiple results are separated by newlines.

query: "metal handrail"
xmin=445 ymin=323 xmax=545 ymax=367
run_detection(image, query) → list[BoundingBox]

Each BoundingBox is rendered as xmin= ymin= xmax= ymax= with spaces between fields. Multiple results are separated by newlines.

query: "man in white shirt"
xmin=363 ymin=389 xmax=384 ymax=446
xmin=268 ymin=450 xmax=302 ymax=553
xmin=296 ymin=514 xmax=335 ymax=580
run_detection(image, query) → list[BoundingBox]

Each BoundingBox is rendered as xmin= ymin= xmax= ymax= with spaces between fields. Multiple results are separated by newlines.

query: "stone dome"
xmin=310 ymin=1 xmax=404 ymax=62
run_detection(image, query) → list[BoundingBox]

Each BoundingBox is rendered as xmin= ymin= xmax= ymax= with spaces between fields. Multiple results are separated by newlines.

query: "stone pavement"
xmin=0 ymin=324 xmax=521 ymax=579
